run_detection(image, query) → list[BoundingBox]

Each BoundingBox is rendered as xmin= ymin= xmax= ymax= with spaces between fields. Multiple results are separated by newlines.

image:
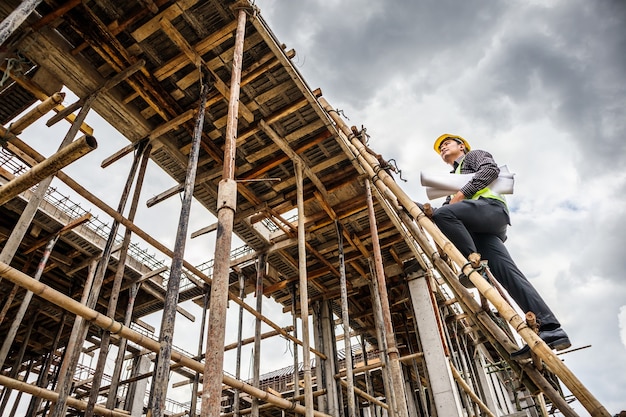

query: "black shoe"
xmin=458 ymin=269 xmax=489 ymax=289
xmin=510 ymin=328 xmax=571 ymax=360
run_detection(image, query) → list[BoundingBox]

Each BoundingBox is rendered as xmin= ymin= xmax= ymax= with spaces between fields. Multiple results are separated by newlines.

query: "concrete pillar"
xmin=126 ymin=354 xmax=151 ymax=416
xmin=405 ymin=268 xmax=463 ymax=416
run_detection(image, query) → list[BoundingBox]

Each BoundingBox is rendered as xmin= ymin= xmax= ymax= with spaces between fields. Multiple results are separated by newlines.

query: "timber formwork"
xmin=0 ymin=1 xmax=609 ymax=417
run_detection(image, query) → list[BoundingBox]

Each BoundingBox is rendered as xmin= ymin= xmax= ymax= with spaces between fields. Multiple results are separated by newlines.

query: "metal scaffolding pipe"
xmin=201 ymin=6 xmax=247 ymax=417
xmin=364 ymin=178 xmax=409 ymax=417
xmin=0 ymin=134 xmax=97 ymax=206
xmin=295 ymin=160 xmax=315 ymax=417
xmin=0 ymin=0 xmax=43 ymax=47
xmin=0 ymin=261 xmax=333 ymax=417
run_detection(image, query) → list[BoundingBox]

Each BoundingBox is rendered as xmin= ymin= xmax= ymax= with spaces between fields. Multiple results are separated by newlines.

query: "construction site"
xmin=0 ymin=1 xmax=614 ymax=417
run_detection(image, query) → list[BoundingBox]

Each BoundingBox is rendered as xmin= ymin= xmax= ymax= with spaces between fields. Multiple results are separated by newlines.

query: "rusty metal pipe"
xmin=0 ymin=134 xmax=97 ymax=206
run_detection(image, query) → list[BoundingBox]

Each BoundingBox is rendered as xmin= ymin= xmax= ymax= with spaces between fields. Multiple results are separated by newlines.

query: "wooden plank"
xmin=130 ymin=0 xmax=200 ymax=42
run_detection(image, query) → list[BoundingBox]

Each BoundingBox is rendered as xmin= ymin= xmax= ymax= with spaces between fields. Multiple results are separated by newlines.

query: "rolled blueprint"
xmin=421 ymin=165 xmax=515 ymax=200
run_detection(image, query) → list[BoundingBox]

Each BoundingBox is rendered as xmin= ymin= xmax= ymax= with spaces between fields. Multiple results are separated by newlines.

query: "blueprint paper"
xmin=421 ymin=166 xmax=515 ymax=200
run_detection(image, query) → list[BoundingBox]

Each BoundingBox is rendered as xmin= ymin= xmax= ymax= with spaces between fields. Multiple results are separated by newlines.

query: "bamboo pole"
xmin=320 ymin=97 xmax=609 ymax=417
xmin=0 ymin=0 xmax=43 ymax=47
xmin=0 ymin=134 xmax=97 ymax=206
xmin=201 ymin=7 xmax=247 ymax=417
xmin=8 ymin=91 xmax=65 ymax=134
xmin=336 ymin=221 xmax=356 ymax=417
xmin=0 ymin=261 xmax=334 ymax=417
xmin=295 ymin=161 xmax=315 ymax=417
xmin=0 ymin=91 xmax=95 ymax=269
xmin=0 ymin=374 xmax=130 ymax=417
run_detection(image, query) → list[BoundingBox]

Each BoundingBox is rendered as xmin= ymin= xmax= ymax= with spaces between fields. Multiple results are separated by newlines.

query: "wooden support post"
xmin=232 ymin=276 xmax=245 ymax=417
xmin=336 ymin=221 xmax=356 ymax=417
xmin=149 ymin=80 xmax=208 ymax=417
xmin=0 ymin=235 xmax=58 ymax=369
xmin=201 ymin=6 xmax=246 ymax=417
xmin=25 ymin=311 xmax=67 ymax=416
xmin=291 ymin=283 xmax=300 ymax=402
xmin=0 ymin=134 xmax=97 ymax=206
xmin=105 ymin=282 xmax=141 ymax=411
xmin=251 ymin=254 xmax=265 ymax=417
xmin=364 ymin=178 xmax=409 ymax=417
xmin=295 ymin=161 xmax=315 ymax=417
xmin=85 ymin=141 xmax=151 ymax=417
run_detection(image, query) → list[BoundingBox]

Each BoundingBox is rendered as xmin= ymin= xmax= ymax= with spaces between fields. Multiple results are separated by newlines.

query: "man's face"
xmin=439 ymin=139 xmax=464 ymax=164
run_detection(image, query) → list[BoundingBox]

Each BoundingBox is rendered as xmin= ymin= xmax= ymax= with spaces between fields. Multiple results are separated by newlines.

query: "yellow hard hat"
xmin=433 ymin=134 xmax=471 ymax=153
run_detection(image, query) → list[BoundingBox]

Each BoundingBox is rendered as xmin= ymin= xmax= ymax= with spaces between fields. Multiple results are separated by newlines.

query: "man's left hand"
xmin=450 ymin=191 xmax=465 ymax=204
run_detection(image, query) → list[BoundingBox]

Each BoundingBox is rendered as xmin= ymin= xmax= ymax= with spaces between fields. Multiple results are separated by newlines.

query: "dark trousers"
xmin=432 ymin=198 xmax=560 ymax=330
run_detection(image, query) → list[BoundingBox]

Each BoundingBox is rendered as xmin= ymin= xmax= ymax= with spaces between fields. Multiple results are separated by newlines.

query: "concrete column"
xmin=127 ymin=354 xmax=151 ymax=416
xmin=405 ymin=268 xmax=463 ymax=416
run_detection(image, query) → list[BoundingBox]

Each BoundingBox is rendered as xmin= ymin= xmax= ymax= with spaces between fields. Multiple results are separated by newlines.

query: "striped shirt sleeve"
xmin=456 ymin=150 xmax=500 ymax=198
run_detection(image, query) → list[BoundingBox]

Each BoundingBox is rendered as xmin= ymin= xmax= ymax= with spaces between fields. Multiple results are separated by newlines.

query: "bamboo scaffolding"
xmin=0 ymin=125 xmax=326 ymax=360
xmin=0 ymin=261 xmax=334 ymax=417
xmin=0 ymin=374 xmax=130 ymax=417
xmin=320 ymin=96 xmax=610 ymax=417
xmin=8 ymin=92 xmax=65 ymax=134
xmin=0 ymin=134 xmax=97 ymax=206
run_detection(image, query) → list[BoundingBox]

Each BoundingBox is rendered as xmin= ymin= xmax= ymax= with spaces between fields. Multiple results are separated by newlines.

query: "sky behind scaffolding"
xmin=254 ymin=0 xmax=626 ymax=413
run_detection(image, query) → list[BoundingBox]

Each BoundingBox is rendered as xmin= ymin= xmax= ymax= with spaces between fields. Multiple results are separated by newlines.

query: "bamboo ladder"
xmin=319 ymin=97 xmax=611 ymax=417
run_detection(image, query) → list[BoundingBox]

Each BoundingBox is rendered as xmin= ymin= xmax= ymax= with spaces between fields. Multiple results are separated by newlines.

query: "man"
xmin=429 ymin=134 xmax=570 ymax=359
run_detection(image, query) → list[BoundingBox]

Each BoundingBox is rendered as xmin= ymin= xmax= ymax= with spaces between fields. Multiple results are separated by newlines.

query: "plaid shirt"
xmin=444 ymin=149 xmax=500 ymax=204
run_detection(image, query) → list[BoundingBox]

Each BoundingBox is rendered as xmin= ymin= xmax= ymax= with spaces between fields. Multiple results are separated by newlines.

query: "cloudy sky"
xmin=252 ymin=0 xmax=626 ymax=414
